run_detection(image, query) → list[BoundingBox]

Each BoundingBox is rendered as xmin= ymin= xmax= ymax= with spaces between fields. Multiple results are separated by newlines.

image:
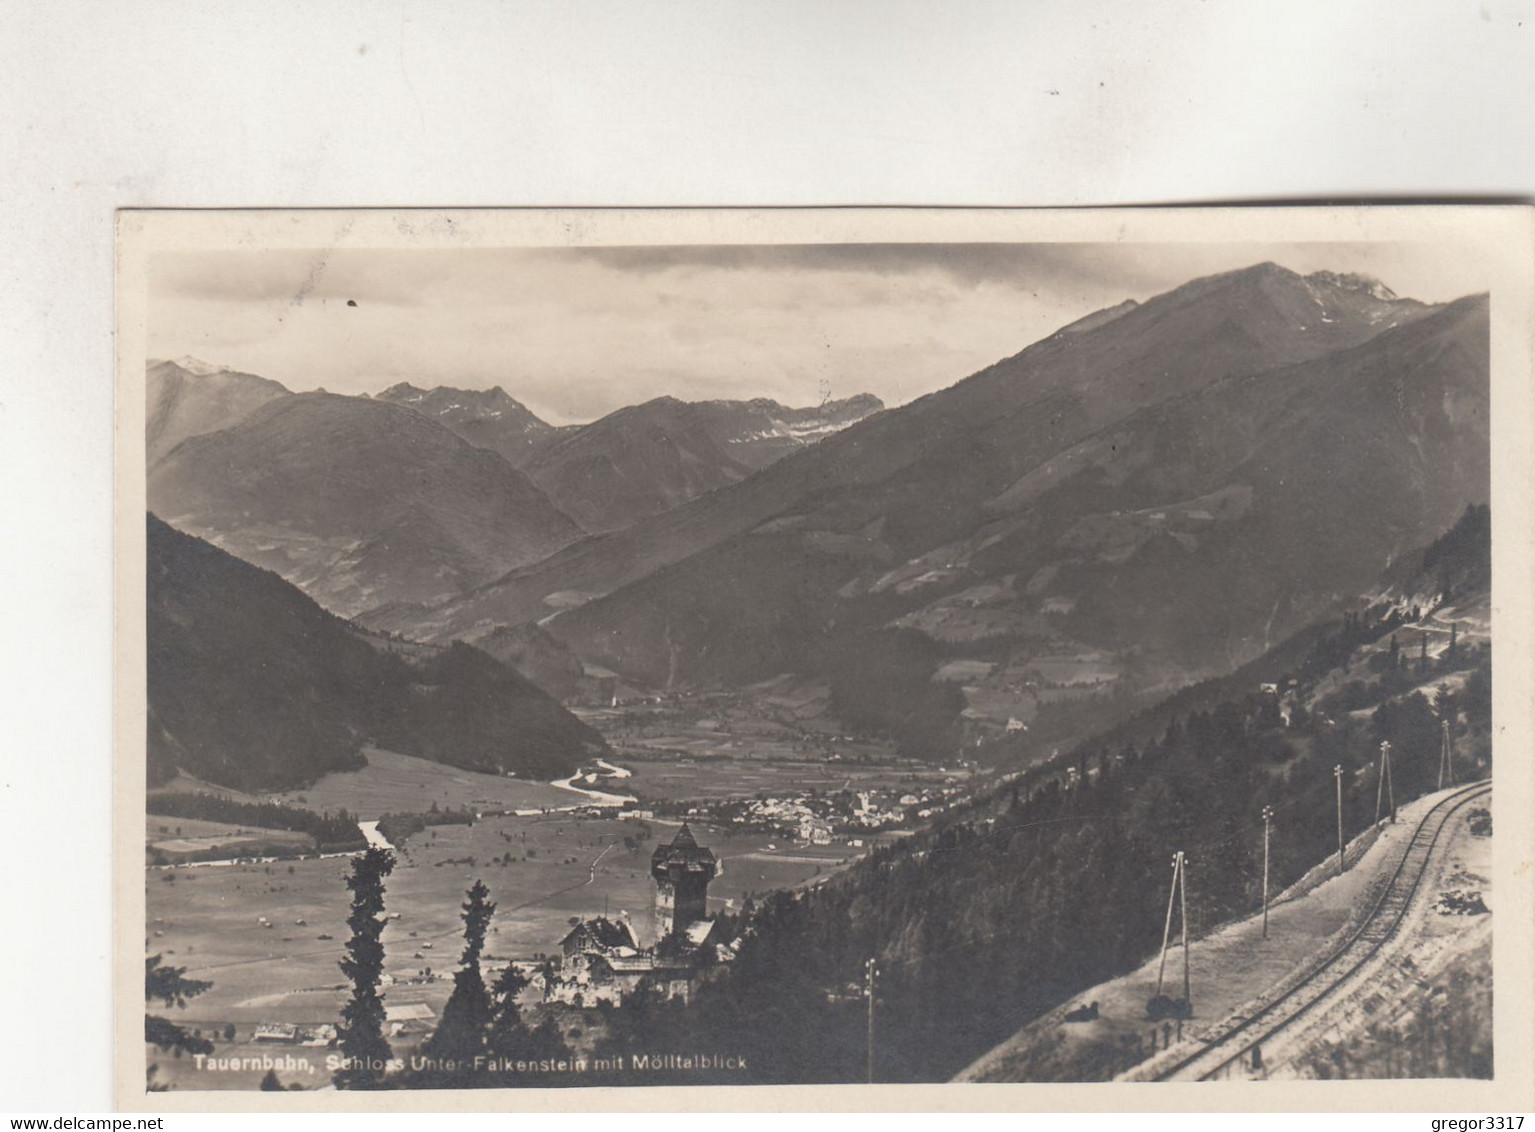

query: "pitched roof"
xmin=560 ymin=916 xmax=638 ymax=952
xmin=384 ymin=1003 xmax=435 ymax=1022
xmin=651 ymin=823 xmax=717 ymax=871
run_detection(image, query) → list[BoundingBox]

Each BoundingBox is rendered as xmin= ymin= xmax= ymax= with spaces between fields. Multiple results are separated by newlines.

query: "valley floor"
xmin=144 ymin=761 xmax=873 ymax=1091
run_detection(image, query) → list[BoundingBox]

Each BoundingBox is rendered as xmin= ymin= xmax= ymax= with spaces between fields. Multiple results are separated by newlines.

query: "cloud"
xmin=150 ymin=249 xmax=442 ymax=307
xmin=146 ymin=239 xmax=1488 ymax=424
xmin=552 ymin=242 xmax=1156 ymax=292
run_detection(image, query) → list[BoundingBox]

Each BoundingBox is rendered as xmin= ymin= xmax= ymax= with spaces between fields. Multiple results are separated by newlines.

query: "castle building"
xmin=544 ymin=826 xmax=730 ymax=1008
xmin=548 ymin=914 xmax=699 ymax=1007
xmin=650 ymin=823 xmax=717 ymax=938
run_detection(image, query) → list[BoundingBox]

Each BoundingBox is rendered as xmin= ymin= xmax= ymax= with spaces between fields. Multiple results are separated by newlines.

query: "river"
xmin=548 ymin=760 xmax=638 ymax=807
xmin=357 ymin=819 xmax=395 ymax=851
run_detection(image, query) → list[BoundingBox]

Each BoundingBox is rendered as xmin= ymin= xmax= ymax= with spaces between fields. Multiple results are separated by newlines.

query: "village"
xmin=650 ymin=781 xmax=967 ymax=845
xmin=563 ymin=676 xmax=981 ymax=844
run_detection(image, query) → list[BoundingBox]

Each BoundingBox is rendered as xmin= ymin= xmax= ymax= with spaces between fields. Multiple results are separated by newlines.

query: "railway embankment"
xmin=956 ymin=782 xmax=1488 ymax=1083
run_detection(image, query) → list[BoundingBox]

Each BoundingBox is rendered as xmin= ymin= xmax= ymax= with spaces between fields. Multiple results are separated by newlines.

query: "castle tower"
xmin=650 ymin=823 xmax=717 ymax=939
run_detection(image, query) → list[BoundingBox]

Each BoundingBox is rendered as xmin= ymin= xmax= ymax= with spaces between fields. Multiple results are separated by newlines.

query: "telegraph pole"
xmin=1384 ymin=742 xmax=1396 ymax=824
xmin=1381 ymin=743 xmax=1393 ymax=823
xmin=1155 ymin=852 xmax=1181 ymax=999
xmin=865 ymin=958 xmax=878 ymax=1084
xmin=1373 ymin=741 xmax=1395 ymax=826
xmin=1180 ymin=853 xmax=1192 ymax=1018
xmin=1334 ymin=764 xmax=1346 ymax=874
xmin=1439 ymin=719 xmax=1455 ymax=789
xmin=1261 ymin=806 xmax=1274 ymax=941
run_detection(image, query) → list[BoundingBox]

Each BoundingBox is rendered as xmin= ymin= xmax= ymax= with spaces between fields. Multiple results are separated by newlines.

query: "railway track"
xmin=1150 ymin=778 xmax=1490 ymax=1082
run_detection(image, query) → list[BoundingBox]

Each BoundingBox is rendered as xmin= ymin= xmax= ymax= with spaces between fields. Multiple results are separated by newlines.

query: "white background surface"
xmin=2 ymin=0 xmax=1532 ymax=1114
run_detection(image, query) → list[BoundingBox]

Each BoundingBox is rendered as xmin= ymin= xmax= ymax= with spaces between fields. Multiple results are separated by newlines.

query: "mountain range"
xmin=147 ymin=263 xmax=1487 ymax=770
xmin=148 ymin=391 xmax=584 ymax=616
xmin=359 ymin=263 xmax=1484 ymax=762
xmin=146 ymin=513 xmax=606 ymax=792
xmin=375 ymin=382 xmax=884 ymax=532
xmin=146 ymin=367 xmax=883 ymax=614
xmin=519 ymin=393 xmax=885 ymax=532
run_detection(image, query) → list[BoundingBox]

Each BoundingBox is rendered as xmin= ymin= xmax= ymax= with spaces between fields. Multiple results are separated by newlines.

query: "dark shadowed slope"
xmin=148 ymin=392 xmax=584 ymax=616
xmin=146 ymin=359 xmax=290 ymax=465
xmin=147 ymin=514 xmax=606 ymax=792
xmin=472 ymin=620 xmax=586 ymax=701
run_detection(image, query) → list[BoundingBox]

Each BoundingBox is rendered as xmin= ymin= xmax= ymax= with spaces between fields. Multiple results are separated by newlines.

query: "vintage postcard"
xmin=114 ymin=207 xmax=1535 ymax=1111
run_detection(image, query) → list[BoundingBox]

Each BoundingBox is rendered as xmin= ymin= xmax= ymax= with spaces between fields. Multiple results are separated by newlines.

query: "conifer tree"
xmin=421 ymin=880 xmax=497 ymax=1083
xmin=334 ymin=845 xmax=395 ymax=1090
xmin=486 ymin=960 xmax=533 ymax=1060
xmin=145 ymin=954 xmax=213 ymax=1089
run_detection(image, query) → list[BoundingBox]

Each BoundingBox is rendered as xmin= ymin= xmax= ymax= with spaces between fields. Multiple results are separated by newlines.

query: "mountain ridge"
xmin=364 ymin=262 xmax=1442 ymax=646
xmin=146 ymin=359 xmax=291 ymax=465
xmin=374 ymin=381 xmax=565 ymax=466
xmin=520 ymin=392 xmax=885 ymax=532
xmin=148 ymin=391 xmax=584 ymax=616
xmin=541 ymin=292 xmax=1486 ymax=738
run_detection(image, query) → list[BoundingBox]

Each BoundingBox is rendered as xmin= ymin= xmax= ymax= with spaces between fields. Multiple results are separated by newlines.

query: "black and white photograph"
xmin=114 ymin=207 xmax=1531 ymax=1106
xmin=10 ymin=0 xmax=1535 ymax=1120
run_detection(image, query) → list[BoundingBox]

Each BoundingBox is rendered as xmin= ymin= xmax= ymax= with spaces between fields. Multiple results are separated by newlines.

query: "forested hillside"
xmin=588 ymin=509 xmax=1493 ymax=1084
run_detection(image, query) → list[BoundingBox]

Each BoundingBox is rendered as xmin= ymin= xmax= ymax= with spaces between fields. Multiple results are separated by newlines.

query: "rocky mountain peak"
xmin=1305 ymin=270 xmax=1399 ymax=302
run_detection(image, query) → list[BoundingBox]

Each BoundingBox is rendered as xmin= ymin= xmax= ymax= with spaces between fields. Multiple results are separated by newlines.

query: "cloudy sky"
xmin=148 ymin=241 xmax=1487 ymax=424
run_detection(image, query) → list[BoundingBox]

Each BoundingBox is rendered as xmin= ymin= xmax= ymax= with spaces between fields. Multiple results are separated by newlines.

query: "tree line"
xmin=147 ymin=791 xmax=367 ymax=851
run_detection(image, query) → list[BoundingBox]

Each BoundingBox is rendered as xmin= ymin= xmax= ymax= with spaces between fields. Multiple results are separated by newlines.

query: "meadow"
xmin=147 ymin=822 xmax=314 ymax=864
xmin=145 ymin=807 xmax=864 ymax=1081
xmin=266 ymin=747 xmax=583 ymax=815
xmin=144 ymin=731 xmax=901 ymax=1092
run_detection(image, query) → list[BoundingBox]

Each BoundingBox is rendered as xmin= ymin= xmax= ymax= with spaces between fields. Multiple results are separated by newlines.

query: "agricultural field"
xmin=157 ymin=748 xmax=589 ymax=818
xmin=143 ymin=721 xmax=916 ymax=1089
xmin=145 ymin=807 xmax=865 ymax=1085
xmin=573 ymin=687 xmax=968 ymax=804
xmin=265 ymin=747 xmax=585 ymax=816
xmin=603 ymin=718 xmax=826 ymax=762
xmin=574 ymin=683 xmax=898 ymax=761
xmin=147 ymin=815 xmax=313 ymax=864
xmin=146 ymin=816 xmax=297 ymax=844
